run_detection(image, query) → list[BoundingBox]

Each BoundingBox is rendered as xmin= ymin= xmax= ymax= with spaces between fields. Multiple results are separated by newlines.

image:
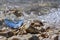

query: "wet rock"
xmin=26 ymin=26 xmax=40 ymax=34
xmin=29 ymin=36 xmax=39 ymax=40
xmin=0 ymin=20 xmax=3 ymax=26
xmin=0 ymin=20 xmax=4 ymax=29
xmin=6 ymin=31 xmax=14 ymax=38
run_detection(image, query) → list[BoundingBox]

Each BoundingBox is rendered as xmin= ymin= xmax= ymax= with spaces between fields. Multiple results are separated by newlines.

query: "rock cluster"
xmin=0 ymin=8 xmax=60 ymax=40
